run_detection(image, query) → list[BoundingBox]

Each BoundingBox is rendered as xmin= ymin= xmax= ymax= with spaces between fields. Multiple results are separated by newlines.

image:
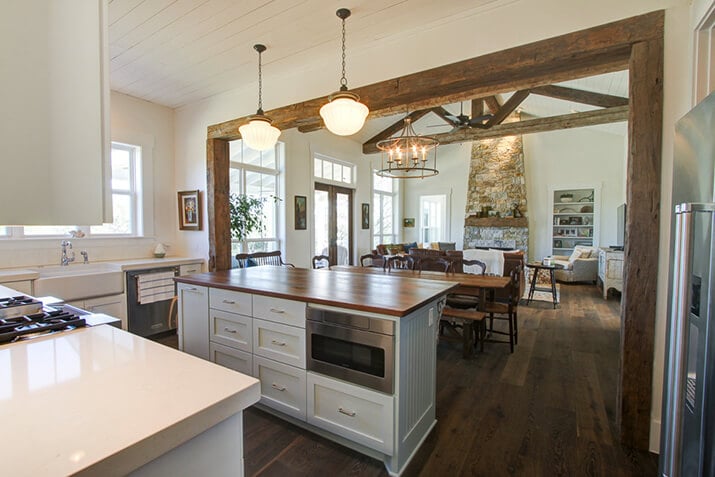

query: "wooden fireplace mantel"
xmin=464 ymin=216 xmax=528 ymax=228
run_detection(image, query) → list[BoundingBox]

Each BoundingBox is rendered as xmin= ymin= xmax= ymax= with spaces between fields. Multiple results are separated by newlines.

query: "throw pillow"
xmin=438 ymin=242 xmax=456 ymax=251
xmin=403 ymin=242 xmax=418 ymax=253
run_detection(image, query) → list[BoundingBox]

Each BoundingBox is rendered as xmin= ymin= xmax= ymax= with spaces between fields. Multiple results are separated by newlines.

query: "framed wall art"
xmin=403 ymin=218 xmax=415 ymax=228
xmin=361 ymin=203 xmax=370 ymax=229
xmin=178 ymin=190 xmax=202 ymax=231
xmin=295 ymin=195 xmax=307 ymax=230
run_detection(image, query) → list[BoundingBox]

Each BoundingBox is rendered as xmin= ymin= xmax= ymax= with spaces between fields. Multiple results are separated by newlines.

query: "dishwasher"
xmin=126 ymin=266 xmax=179 ymax=337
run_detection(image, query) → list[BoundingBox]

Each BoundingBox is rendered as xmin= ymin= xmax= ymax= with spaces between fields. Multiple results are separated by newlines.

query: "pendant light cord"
xmin=257 ymin=48 xmax=264 ymax=114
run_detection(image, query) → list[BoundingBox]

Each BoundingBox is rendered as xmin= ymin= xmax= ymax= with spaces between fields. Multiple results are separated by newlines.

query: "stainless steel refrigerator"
xmin=661 ymin=91 xmax=715 ymax=477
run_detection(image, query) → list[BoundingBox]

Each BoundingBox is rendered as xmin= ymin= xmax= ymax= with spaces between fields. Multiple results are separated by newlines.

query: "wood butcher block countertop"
xmin=175 ymin=266 xmax=457 ymax=317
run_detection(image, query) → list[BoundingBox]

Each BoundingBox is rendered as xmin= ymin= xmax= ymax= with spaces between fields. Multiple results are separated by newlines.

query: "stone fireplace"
xmin=463 ymin=133 xmax=529 ymax=258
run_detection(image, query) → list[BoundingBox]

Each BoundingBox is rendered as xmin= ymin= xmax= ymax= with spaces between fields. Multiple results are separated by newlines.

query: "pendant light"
xmin=319 ymin=8 xmax=369 ymax=136
xmin=239 ymin=44 xmax=281 ymax=151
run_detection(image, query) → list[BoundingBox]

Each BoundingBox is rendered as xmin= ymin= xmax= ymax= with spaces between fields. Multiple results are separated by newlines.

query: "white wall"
xmin=0 ymin=92 xmax=176 ymax=268
xmin=523 ymin=125 xmax=628 ymax=260
xmin=402 ymin=143 xmax=472 ymax=247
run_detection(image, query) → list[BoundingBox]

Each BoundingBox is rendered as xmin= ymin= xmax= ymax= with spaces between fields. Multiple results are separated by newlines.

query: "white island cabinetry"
xmin=176 ymin=267 xmax=447 ymax=477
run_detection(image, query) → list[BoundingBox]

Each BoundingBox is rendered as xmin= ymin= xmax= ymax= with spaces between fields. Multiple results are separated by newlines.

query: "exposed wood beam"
xmin=362 ymin=108 xmax=436 ymax=146
xmin=430 ymin=106 xmax=458 ymax=125
xmin=471 ymin=99 xmax=484 ymax=117
xmin=485 ymin=90 xmax=530 ymax=127
xmin=531 ymin=84 xmax=629 ymax=107
xmin=206 ymin=11 xmax=666 ymax=140
xmin=483 ymin=96 xmax=501 ymax=114
xmin=362 ymin=106 xmax=629 ymax=154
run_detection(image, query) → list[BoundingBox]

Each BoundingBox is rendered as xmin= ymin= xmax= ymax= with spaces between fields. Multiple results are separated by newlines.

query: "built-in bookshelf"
xmin=550 ymin=187 xmax=599 ymax=255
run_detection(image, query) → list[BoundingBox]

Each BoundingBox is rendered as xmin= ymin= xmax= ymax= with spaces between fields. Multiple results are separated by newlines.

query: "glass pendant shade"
xmin=239 ymin=115 xmax=280 ymax=151
xmin=320 ymin=92 xmax=369 ymax=136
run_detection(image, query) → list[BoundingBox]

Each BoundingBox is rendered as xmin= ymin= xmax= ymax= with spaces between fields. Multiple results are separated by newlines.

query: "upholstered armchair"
xmin=553 ymin=245 xmax=598 ymax=283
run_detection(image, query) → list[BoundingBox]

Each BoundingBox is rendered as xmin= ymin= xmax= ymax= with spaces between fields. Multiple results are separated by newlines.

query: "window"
xmin=90 ymin=142 xmax=140 ymax=235
xmin=314 ymin=154 xmax=355 ymax=186
xmin=229 ymin=140 xmax=282 ymax=254
xmin=7 ymin=142 xmax=142 ymax=238
xmin=373 ymin=173 xmax=398 ymax=247
xmin=419 ymin=195 xmax=447 ymax=244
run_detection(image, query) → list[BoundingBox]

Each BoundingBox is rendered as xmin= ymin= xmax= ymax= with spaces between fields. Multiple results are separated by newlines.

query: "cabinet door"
xmin=210 ymin=342 xmax=252 ymax=376
xmin=177 ymin=284 xmax=209 ymax=360
xmin=307 ymin=372 xmax=394 ymax=455
xmin=254 ymin=356 xmax=307 ymax=421
xmin=84 ymin=293 xmax=125 ymax=322
xmin=253 ymin=318 xmax=306 ymax=368
xmin=1 ymin=1 xmax=109 ymax=224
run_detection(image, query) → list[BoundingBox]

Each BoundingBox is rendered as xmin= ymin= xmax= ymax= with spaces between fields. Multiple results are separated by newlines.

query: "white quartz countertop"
xmin=0 ymin=326 xmax=260 ymax=477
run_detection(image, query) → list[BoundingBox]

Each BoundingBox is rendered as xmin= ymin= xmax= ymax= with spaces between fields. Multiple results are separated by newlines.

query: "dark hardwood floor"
xmin=152 ymin=284 xmax=658 ymax=476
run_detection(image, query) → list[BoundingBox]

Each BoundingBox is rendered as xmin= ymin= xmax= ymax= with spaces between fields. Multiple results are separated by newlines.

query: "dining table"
xmin=330 ymin=265 xmax=511 ymax=357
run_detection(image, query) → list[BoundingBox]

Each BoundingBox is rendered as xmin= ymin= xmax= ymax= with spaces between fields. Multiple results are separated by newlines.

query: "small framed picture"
xmin=178 ymin=190 xmax=201 ymax=231
xmin=295 ymin=196 xmax=307 ymax=230
xmin=361 ymin=203 xmax=370 ymax=229
xmin=569 ymin=216 xmax=583 ymax=225
xmin=403 ymin=217 xmax=415 ymax=228
xmin=554 ymin=239 xmax=563 ymax=248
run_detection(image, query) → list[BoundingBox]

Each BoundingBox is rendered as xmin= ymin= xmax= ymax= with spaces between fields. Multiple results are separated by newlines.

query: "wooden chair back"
xmin=235 ymin=251 xmax=294 ymax=268
xmin=460 ymin=259 xmax=487 ymax=275
xmin=416 ymin=256 xmax=452 ymax=273
xmin=312 ymin=255 xmax=330 ymax=269
xmin=360 ymin=253 xmax=383 ymax=268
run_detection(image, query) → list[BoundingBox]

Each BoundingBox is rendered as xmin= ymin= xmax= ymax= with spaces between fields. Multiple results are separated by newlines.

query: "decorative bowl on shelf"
xmin=580 ymin=205 xmax=593 ymax=213
xmin=560 ymin=193 xmax=574 ymax=202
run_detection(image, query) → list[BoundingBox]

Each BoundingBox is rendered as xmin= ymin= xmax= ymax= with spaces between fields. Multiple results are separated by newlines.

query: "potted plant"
xmin=229 ymin=193 xmax=270 ymax=242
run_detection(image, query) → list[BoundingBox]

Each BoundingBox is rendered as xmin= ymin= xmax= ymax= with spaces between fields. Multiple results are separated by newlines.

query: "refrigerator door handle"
xmin=662 ymin=208 xmax=693 ymax=477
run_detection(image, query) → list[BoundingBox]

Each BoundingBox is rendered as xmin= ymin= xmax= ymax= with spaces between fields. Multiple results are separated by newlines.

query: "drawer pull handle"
xmin=271 ymin=383 xmax=286 ymax=392
xmin=224 ymin=327 xmax=237 ymax=334
xmin=184 ymin=287 xmax=200 ymax=293
xmin=338 ymin=407 xmax=356 ymax=417
xmin=269 ymin=307 xmax=285 ymax=314
xmin=222 ymin=299 xmax=236 ymax=304
xmin=271 ymin=339 xmax=286 ymax=347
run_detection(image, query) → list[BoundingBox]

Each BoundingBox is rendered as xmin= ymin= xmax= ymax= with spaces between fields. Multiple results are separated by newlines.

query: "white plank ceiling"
xmin=108 ymin=0 xmax=505 ymax=108
xmin=108 ymin=1 xmax=629 ymax=136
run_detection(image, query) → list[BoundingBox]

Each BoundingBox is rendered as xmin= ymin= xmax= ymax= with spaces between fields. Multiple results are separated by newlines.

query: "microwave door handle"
xmin=662 ymin=208 xmax=694 ymax=477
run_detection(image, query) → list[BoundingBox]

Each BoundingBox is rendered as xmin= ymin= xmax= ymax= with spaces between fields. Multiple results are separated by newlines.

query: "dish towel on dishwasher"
xmin=462 ymin=249 xmax=504 ymax=275
xmin=136 ymin=271 xmax=175 ymax=304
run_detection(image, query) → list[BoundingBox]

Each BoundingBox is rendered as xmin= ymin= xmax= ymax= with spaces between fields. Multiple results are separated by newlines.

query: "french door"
xmin=314 ymin=183 xmax=353 ymax=265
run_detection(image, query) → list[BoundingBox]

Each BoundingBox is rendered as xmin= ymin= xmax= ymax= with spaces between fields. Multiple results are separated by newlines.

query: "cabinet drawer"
xmin=307 ymin=372 xmax=394 ymax=455
xmin=253 ymin=295 xmax=306 ymax=328
xmin=210 ymin=342 xmax=253 ymax=376
xmin=209 ymin=288 xmax=252 ymax=315
xmin=210 ymin=309 xmax=252 ymax=352
xmin=253 ymin=318 xmax=305 ymax=368
xmin=0 ymin=280 xmax=32 ymax=295
xmin=179 ymin=263 xmax=202 ymax=276
xmin=254 ymin=356 xmax=306 ymax=421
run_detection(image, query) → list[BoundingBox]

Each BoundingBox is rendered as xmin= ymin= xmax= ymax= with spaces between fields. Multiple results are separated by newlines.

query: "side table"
xmin=525 ymin=262 xmax=558 ymax=309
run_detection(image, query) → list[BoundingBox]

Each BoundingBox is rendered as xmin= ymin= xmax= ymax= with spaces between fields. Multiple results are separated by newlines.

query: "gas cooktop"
xmin=0 ymin=295 xmax=43 ymax=319
xmin=0 ymin=308 xmax=86 ymax=344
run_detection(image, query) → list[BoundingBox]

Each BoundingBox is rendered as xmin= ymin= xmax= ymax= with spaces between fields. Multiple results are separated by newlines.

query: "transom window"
xmin=314 ymin=154 xmax=355 ymax=186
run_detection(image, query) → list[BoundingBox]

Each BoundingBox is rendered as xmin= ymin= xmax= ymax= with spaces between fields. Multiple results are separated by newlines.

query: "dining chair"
xmin=386 ymin=255 xmax=416 ymax=271
xmin=483 ymin=265 xmax=522 ymax=353
xmin=445 ymin=259 xmax=487 ymax=310
xmin=415 ymin=256 xmax=452 ymax=273
xmin=312 ymin=255 xmax=330 ymax=269
xmin=235 ymin=251 xmax=294 ymax=268
xmin=360 ymin=252 xmax=383 ymax=268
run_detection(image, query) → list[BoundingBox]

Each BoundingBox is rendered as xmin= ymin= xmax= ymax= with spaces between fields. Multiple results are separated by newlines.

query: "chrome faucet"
xmin=60 ymin=240 xmax=75 ymax=266
xmin=80 ymin=250 xmax=89 ymax=264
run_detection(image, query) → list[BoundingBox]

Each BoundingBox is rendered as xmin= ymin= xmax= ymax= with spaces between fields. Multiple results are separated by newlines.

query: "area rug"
xmin=522 ymin=267 xmax=561 ymax=304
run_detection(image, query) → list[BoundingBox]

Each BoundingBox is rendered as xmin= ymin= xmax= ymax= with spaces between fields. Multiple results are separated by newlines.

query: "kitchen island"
xmin=175 ymin=266 xmax=457 ymax=476
xmin=1 ymin=324 xmax=260 ymax=476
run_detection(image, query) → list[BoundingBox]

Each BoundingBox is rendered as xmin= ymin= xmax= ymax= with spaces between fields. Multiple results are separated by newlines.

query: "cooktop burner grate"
xmin=0 ymin=295 xmax=44 ymax=319
xmin=0 ymin=309 xmax=86 ymax=344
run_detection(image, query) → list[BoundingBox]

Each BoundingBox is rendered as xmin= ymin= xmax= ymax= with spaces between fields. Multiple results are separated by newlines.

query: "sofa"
xmin=552 ymin=245 xmax=598 ymax=283
xmin=374 ymin=241 xmax=456 ymax=255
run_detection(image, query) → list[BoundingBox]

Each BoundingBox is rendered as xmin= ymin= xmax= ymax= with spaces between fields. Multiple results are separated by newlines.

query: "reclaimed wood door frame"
xmin=207 ymin=11 xmax=664 ymax=450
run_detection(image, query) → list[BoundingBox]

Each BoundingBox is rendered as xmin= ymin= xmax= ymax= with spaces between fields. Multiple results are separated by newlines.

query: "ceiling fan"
xmin=430 ymin=101 xmax=493 ymax=132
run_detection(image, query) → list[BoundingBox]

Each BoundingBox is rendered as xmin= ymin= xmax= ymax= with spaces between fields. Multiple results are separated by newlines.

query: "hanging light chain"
xmin=257 ymin=47 xmax=263 ymax=113
xmin=340 ymin=15 xmax=347 ymax=89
